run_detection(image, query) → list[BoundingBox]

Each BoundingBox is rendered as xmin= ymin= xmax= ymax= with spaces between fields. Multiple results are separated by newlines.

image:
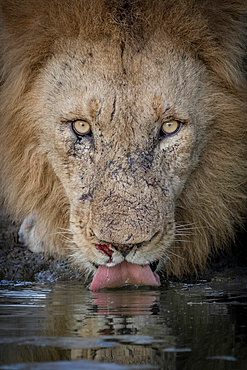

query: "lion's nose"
xmin=112 ymin=243 xmax=134 ymax=257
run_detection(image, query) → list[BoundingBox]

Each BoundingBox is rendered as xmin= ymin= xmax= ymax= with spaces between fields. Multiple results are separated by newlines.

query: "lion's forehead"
xmin=38 ymin=39 xmax=210 ymax=129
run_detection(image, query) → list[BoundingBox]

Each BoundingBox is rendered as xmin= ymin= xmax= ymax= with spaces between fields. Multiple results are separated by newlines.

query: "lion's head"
xmin=1 ymin=0 xmax=247 ymax=289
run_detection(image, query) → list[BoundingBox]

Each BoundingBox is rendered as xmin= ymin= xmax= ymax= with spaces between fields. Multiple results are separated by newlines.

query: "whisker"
xmin=173 ymin=239 xmax=191 ymax=243
xmin=58 ymin=236 xmax=74 ymax=244
xmin=175 ymin=222 xmax=204 ymax=231
xmin=164 ymin=246 xmax=183 ymax=248
xmin=49 ymin=232 xmax=72 ymax=238
xmin=175 ymin=221 xmax=199 ymax=227
xmin=162 ymin=254 xmax=174 ymax=265
xmin=166 ymin=250 xmax=185 ymax=260
xmin=175 ymin=226 xmax=203 ymax=232
xmin=57 ymin=227 xmax=73 ymax=233
xmin=57 ymin=234 xmax=73 ymax=241
xmin=56 ymin=231 xmax=73 ymax=235
xmin=175 ymin=232 xmax=194 ymax=236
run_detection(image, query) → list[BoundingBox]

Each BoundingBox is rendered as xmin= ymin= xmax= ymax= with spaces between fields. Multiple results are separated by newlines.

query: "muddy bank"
xmin=0 ymin=212 xmax=83 ymax=283
xmin=0 ymin=211 xmax=247 ymax=284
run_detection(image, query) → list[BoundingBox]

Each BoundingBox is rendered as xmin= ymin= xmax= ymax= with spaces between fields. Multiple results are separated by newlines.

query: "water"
xmin=0 ymin=276 xmax=246 ymax=370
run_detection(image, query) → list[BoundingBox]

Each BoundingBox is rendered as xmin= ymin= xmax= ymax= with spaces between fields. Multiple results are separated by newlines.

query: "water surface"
xmin=0 ymin=276 xmax=246 ymax=369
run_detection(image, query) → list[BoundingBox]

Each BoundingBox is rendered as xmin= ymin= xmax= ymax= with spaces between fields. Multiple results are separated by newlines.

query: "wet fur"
xmin=0 ymin=0 xmax=247 ymax=278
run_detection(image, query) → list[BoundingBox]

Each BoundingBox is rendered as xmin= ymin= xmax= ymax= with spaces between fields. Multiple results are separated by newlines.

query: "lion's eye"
xmin=72 ymin=120 xmax=91 ymax=136
xmin=160 ymin=120 xmax=181 ymax=137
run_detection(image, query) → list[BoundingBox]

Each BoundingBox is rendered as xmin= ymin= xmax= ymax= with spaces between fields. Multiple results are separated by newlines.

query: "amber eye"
xmin=72 ymin=120 xmax=91 ymax=136
xmin=161 ymin=120 xmax=181 ymax=137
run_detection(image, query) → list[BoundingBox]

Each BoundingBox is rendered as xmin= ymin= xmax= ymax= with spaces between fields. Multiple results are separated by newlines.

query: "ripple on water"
xmin=0 ymin=279 xmax=246 ymax=369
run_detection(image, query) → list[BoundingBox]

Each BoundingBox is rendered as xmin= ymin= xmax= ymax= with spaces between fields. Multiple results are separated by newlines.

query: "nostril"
xmin=113 ymin=243 xmax=135 ymax=257
xmin=136 ymin=243 xmax=143 ymax=249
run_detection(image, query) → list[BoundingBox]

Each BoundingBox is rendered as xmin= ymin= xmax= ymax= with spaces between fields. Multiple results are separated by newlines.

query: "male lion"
xmin=0 ymin=0 xmax=247 ymax=290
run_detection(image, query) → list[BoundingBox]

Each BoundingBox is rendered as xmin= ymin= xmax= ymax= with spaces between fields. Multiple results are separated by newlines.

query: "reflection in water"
xmin=0 ymin=280 xmax=246 ymax=369
xmin=91 ymin=289 xmax=160 ymax=316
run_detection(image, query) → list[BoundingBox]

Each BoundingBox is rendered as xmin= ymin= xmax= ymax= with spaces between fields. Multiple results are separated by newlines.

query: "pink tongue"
xmin=90 ymin=260 xmax=160 ymax=291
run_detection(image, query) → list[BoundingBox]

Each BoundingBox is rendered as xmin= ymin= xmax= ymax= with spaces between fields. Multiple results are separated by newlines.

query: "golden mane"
xmin=0 ymin=0 xmax=247 ymax=277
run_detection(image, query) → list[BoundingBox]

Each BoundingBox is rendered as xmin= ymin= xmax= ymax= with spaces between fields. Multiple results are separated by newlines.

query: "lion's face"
xmin=1 ymin=0 xmax=247 ymax=290
xmin=31 ymin=37 xmax=213 ymax=286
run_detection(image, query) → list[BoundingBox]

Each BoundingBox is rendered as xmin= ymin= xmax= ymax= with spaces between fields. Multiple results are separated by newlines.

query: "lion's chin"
xmin=89 ymin=260 xmax=160 ymax=291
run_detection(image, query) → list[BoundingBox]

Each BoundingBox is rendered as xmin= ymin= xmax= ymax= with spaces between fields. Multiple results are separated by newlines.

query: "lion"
xmin=0 ymin=0 xmax=247 ymax=290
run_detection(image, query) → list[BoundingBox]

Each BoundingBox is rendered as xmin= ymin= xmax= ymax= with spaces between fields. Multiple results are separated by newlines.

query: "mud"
xmin=0 ymin=211 xmax=82 ymax=283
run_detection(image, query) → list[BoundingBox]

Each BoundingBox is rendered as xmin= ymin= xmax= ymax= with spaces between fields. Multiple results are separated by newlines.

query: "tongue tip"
xmin=153 ymin=272 xmax=161 ymax=286
xmin=90 ymin=276 xmax=161 ymax=291
xmin=89 ymin=261 xmax=161 ymax=291
xmin=90 ymin=283 xmax=160 ymax=291
xmin=89 ymin=279 xmax=160 ymax=291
